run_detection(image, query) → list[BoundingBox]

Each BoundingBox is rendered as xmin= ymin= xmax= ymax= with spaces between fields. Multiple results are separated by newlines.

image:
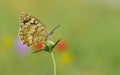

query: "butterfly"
xmin=19 ymin=12 xmax=60 ymax=47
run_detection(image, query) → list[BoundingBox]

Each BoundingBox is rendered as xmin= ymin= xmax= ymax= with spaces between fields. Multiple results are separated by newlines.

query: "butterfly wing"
xmin=19 ymin=12 xmax=48 ymax=46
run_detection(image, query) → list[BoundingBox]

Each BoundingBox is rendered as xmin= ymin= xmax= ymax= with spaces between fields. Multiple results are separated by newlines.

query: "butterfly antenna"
xmin=47 ymin=25 xmax=61 ymax=40
xmin=50 ymin=25 xmax=61 ymax=35
xmin=47 ymin=25 xmax=60 ymax=39
xmin=50 ymin=25 xmax=60 ymax=33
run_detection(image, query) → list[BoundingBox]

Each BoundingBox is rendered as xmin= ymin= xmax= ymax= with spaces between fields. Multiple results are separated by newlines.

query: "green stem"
xmin=50 ymin=52 xmax=56 ymax=75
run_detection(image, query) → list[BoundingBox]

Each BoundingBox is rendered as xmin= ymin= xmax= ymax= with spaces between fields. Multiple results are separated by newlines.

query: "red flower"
xmin=34 ymin=43 xmax=43 ymax=50
xmin=56 ymin=39 xmax=68 ymax=51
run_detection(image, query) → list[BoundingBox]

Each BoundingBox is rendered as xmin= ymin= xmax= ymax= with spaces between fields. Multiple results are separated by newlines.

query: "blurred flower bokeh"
xmin=14 ymin=38 xmax=30 ymax=56
xmin=56 ymin=39 xmax=68 ymax=52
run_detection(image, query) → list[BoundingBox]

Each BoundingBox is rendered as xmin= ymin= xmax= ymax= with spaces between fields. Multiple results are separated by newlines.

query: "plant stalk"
xmin=50 ymin=52 xmax=56 ymax=75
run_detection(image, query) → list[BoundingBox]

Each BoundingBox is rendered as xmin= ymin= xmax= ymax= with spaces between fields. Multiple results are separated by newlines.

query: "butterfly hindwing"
xmin=19 ymin=12 xmax=48 ymax=46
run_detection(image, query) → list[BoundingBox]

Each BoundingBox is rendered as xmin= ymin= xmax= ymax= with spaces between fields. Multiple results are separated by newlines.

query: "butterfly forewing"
xmin=19 ymin=12 xmax=48 ymax=46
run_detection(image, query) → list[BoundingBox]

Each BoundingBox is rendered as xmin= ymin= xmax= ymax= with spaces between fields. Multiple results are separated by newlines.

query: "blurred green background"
xmin=0 ymin=0 xmax=120 ymax=75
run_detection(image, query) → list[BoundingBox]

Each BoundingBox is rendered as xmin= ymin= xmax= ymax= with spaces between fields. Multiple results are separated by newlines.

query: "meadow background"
xmin=0 ymin=0 xmax=120 ymax=75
